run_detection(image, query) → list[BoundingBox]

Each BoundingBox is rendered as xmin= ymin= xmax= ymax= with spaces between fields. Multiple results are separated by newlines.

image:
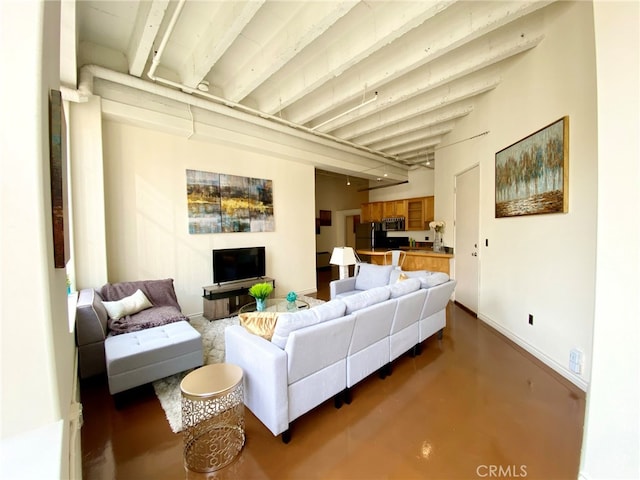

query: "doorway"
xmin=455 ymin=165 xmax=480 ymax=314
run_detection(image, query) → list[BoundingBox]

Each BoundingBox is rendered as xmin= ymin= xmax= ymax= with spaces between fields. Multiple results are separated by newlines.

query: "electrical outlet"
xmin=528 ymin=314 xmax=533 ymax=325
xmin=569 ymin=349 xmax=583 ymax=374
xmin=425 ymin=236 xmax=429 ymax=241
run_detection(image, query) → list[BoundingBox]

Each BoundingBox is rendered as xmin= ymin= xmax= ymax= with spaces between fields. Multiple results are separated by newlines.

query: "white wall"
xmin=436 ymin=1 xmax=597 ymax=387
xmin=0 ymin=1 xmax=76 ymax=477
xmin=100 ymin=120 xmax=318 ymax=314
xmin=580 ymin=2 xmax=640 ymax=478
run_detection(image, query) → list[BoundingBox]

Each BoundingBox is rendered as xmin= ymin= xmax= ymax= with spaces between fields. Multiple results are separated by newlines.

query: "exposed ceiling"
xmin=72 ymin=0 xmax=555 ymax=178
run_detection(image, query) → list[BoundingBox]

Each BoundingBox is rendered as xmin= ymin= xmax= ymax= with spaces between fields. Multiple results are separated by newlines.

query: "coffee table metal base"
xmin=181 ymin=364 xmax=245 ymax=473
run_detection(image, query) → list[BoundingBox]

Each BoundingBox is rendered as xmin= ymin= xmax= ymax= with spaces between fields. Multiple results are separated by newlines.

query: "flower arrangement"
xmin=429 ymin=221 xmax=445 ymax=233
xmin=248 ymin=282 xmax=273 ymax=300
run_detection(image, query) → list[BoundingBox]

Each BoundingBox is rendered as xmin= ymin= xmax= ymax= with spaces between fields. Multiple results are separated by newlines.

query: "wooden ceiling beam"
xmin=178 ymin=1 xmax=264 ymax=88
xmin=282 ymin=0 xmax=548 ymax=126
xmin=222 ymin=1 xmax=359 ymax=103
xmin=368 ymin=122 xmax=456 ymax=152
xmin=352 ymin=104 xmax=473 ymax=146
xmin=254 ymin=0 xmax=455 ymax=114
xmin=127 ymin=0 xmax=169 ymax=77
xmin=331 ymin=75 xmax=500 ymax=140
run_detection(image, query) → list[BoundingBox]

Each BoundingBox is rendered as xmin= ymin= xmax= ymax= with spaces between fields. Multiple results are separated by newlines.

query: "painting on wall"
xmin=319 ymin=210 xmax=332 ymax=226
xmin=495 ymin=116 xmax=569 ymax=218
xmin=186 ymin=169 xmax=274 ymax=234
xmin=49 ymin=89 xmax=70 ymax=268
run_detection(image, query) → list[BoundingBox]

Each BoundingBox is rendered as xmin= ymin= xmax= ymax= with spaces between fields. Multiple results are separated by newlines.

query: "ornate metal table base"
xmin=181 ymin=364 xmax=245 ymax=472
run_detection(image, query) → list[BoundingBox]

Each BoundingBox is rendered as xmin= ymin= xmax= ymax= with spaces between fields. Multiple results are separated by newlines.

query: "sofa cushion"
xmin=389 ymin=269 xmax=450 ymax=289
xmin=342 ymin=286 xmax=391 ymax=314
xmin=270 ymin=300 xmax=347 ymax=349
xmin=272 ymin=309 xmax=320 ymax=349
xmin=102 ymin=289 xmax=153 ymax=320
xmin=424 ymin=272 xmax=450 ymax=288
xmin=311 ymin=299 xmax=347 ymax=322
xmin=388 ymin=278 xmax=421 ymax=298
xmin=354 ymin=264 xmax=394 ymax=291
xmin=239 ymin=311 xmax=280 ymax=341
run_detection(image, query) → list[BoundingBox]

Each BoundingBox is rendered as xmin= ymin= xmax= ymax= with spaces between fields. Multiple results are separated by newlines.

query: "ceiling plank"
xmin=254 ymin=0 xmax=456 ymax=114
xmin=280 ymin=1 xmax=550 ymax=125
xmin=329 ymin=75 xmax=501 ymax=141
xmin=179 ymin=0 xmax=265 ymax=88
xmin=353 ymin=104 xmax=474 ymax=146
xmin=127 ymin=0 xmax=169 ymax=77
xmin=223 ymin=1 xmax=359 ymax=103
xmin=385 ymin=137 xmax=444 ymax=157
xmin=369 ymin=122 xmax=456 ymax=152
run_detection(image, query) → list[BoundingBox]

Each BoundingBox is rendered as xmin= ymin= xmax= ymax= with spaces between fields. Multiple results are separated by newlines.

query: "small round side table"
xmin=180 ymin=363 xmax=245 ymax=472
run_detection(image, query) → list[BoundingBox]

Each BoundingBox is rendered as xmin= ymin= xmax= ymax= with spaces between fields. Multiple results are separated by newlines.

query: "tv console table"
xmin=202 ymin=277 xmax=275 ymax=321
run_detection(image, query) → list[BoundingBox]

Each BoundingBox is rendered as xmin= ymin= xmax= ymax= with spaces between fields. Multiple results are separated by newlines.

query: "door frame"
xmin=454 ymin=163 xmax=481 ymax=313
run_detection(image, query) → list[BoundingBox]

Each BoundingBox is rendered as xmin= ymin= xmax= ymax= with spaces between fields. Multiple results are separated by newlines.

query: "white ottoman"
xmin=105 ymin=321 xmax=203 ymax=394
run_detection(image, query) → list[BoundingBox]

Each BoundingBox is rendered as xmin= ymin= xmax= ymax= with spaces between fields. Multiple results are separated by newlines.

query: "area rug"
xmin=153 ymin=295 xmax=324 ymax=433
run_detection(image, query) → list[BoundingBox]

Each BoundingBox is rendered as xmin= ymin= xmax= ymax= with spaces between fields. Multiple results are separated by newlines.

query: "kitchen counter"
xmin=357 ymin=249 xmax=453 ymax=275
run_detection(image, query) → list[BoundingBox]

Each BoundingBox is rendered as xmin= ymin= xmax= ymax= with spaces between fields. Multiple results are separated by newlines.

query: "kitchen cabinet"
xmin=406 ymin=196 xmax=434 ymax=230
xmin=361 ymin=196 xmax=432 ymax=228
xmin=424 ymin=196 xmax=434 ymax=224
xmin=383 ymin=200 xmax=406 ymax=218
xmin=361 ymin=202 xmax=383 ymax=222
xmin=358 ymin=249 xmax=452 ymax=275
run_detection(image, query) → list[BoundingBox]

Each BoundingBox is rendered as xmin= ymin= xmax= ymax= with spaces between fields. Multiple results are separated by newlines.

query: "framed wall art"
xmin=495 ymin=116 xmax=569 ymax=218
xmin=49 ymin=89 xmax=70 ymax=268
xmin=186 ymin=169 xmax=274 ymax=234
xmin=319 ymin=210 xmax=332 ymax=226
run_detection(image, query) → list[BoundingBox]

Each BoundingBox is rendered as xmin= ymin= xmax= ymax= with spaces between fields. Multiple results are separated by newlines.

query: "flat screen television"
xmin=212 ymin=246 xmax=266 ymax=284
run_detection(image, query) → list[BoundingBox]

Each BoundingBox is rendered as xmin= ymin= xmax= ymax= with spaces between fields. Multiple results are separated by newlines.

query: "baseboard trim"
xmin=477 ymin=313 xmax=589 ymax=392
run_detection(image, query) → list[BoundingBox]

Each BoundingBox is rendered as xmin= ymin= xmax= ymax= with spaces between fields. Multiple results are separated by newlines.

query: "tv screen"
xmin=213 ymin=247 xmax=266 ymax=284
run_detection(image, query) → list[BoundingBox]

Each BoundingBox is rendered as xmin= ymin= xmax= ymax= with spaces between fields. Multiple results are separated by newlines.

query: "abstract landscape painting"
xmin=495 ymin=117 xmax=569 ymax=218
xmin=186 ymin=169 xmax=274 ymax=234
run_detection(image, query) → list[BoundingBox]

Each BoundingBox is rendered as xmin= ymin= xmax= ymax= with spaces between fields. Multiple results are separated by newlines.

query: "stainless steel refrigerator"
xmin=355 ymin=222 xmax=387 ymax=250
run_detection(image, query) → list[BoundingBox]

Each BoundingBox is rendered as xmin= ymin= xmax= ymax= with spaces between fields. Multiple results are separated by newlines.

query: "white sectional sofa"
xmin=224 ymin=263 xmax=456 ymax=443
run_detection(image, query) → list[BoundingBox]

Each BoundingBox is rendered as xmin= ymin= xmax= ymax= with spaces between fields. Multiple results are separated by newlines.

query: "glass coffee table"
xmin=238 ymin=298 xmax=310 ymax=314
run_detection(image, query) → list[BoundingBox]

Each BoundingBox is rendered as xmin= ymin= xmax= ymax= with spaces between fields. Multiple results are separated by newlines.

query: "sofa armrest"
xmin=330 ymin=277 xmax=357 ymax=299
xmin=421 ymin=280 xmax=457 ymax=319
xmin=224 ymin=325 xmax=289 ymax=436
xmin=76 ymin=289 xmax=108 ymax=346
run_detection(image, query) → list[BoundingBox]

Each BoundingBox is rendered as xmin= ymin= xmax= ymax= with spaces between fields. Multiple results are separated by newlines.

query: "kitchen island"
xmin=356 ymin=249 xmax=453 ymax=275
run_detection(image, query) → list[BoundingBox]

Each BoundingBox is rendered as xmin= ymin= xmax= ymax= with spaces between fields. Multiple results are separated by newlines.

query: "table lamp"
xmin=330 ymin=246 xmax=358 ymax=280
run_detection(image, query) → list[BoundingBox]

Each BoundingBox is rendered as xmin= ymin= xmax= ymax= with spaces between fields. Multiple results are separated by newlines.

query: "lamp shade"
xmin=329 ymin=247 xmax=357 ymax=266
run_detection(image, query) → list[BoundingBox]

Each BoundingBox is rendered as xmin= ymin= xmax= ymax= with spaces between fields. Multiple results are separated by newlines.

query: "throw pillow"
xmin=239 ymin=311 xmax=280 ymax=341
xmin=102 ymin=289 xmax=153 ymax=320
xmin=354 ymin=263 xmax=394 ymax=290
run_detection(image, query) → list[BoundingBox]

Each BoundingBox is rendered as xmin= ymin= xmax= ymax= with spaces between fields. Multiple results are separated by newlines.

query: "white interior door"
xmin=455 ymin=166 xmax=480 ymax=313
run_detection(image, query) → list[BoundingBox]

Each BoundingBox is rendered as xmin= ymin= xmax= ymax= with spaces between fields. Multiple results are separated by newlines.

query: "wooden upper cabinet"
xmin=424 ymin=196 xmax=434 ymax=224
xmin=361 ymin=196 xmax=431 ymax=228
xmin=370 ymin=202 xmax=383 ymax=222
xmin=361 ymin=202 xmax=383 ymax=222
xmin=383 ymin=200 xmax=406 ymax=218
xmin=406 ymin=198 xmax=424 ymax=230
xmin=360 ymin=203 xmax=372 ymax=223
xmin=406 ymin=196 xmax=434 ymax=230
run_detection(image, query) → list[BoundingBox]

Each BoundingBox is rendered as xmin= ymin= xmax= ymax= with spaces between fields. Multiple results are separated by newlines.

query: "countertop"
xmin=357 ymin=248 xmax=454 ymax=258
